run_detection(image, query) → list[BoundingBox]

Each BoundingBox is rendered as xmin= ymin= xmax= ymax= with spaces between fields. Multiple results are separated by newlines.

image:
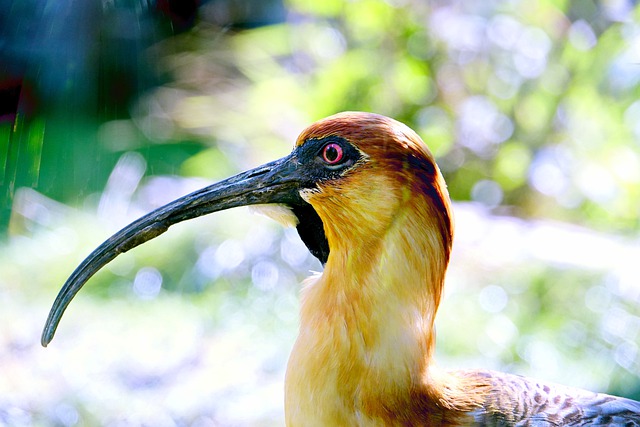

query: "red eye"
xmin=322 ymin=143 xmax=344 ymax=165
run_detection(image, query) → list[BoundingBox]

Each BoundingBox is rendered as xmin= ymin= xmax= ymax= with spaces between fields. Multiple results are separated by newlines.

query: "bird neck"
xmin=285 ymin=187 xmax=477 ymax=425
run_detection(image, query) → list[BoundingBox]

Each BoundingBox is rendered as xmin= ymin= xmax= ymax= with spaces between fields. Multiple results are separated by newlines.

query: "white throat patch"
xmin=249 ymin=204 xmax=299 ymax=228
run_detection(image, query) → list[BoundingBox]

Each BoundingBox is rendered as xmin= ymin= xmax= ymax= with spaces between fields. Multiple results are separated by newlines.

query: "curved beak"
xmin=42 ymin=153 xmax=303 ymax=347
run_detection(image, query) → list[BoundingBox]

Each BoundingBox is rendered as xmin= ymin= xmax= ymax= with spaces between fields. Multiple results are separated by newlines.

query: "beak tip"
xmin=41 ymin=320 xmax=56 ymax=348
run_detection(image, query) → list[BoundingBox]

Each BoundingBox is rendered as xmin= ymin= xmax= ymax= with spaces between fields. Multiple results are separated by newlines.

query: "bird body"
xmin=284 ymin=114 xmax=640 ymax=426
xmin=42 ymin=112 xmax=640 ymax=426
xmin=285 ymin=114 xmax=485 ymax=425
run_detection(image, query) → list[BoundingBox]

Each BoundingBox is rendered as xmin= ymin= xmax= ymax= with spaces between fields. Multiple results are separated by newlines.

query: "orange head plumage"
xmin=292 ymin=112 xmax=454 ymax=323
xmin=295 ymin=111 xmax=453 ymax=263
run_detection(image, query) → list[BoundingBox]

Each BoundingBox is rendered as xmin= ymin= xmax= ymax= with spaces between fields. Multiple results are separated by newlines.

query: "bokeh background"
xmin=1 ymin=0 xmax=640 ymax=425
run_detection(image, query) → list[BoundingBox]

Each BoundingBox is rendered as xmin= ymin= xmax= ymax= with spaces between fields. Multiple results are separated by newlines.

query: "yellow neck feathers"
xmin=285 ymin=167 xmax=476 ymax=425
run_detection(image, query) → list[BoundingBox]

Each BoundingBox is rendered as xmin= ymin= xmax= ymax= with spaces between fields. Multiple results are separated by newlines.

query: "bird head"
xmin=41 ymin=111 xmax=453 ymax=346
xmin=293 ymin=112 xmax=453 ymax=263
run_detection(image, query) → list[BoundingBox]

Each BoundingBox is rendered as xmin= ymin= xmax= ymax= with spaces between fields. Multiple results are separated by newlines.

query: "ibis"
xmin=43 ymin=112 xmax=640 ymax=425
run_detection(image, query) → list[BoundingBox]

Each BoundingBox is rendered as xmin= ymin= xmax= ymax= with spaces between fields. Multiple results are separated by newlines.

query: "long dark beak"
xmin=42 ymin=153 xmax=303 ymax=347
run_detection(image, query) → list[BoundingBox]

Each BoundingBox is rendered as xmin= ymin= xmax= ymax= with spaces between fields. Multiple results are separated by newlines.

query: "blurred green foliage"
xmin=1 ymin=0 xmax=640 ymax=424
xmin=4 ymin=0 xmax=640 ymax=234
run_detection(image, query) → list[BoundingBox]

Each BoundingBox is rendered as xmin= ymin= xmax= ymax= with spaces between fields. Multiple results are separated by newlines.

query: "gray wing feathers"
xmin=467 ymin=371 xmax=640 ymax=426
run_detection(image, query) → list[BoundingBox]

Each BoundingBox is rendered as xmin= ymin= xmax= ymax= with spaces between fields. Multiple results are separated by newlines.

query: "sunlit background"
xmin=1 ymin=0 xmax=640 ymax=425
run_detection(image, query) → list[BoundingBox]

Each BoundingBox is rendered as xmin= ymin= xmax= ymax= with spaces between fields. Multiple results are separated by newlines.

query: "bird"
xmin=42 ymin=112 xmax=640 ymax=426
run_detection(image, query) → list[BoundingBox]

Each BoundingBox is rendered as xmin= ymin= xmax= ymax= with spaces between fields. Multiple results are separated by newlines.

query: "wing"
xmin=466 ymin=370 xmax=640 ymax=426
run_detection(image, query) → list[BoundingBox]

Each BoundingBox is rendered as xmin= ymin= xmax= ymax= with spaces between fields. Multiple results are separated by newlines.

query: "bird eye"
xmin=321 ymin=143 xmax=344 ymax=165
